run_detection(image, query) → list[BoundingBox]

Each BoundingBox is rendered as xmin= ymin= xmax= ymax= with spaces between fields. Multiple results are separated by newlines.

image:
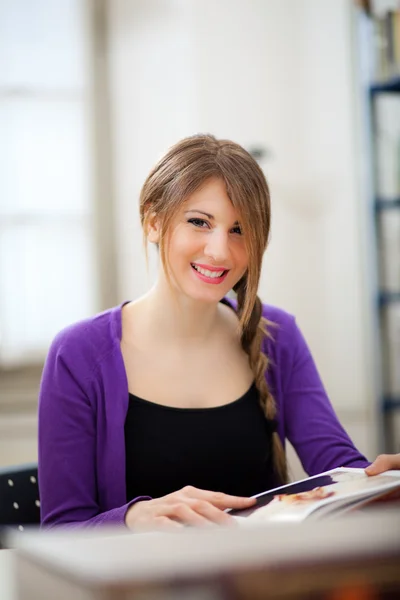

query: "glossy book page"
xmin=230 ymin=468 xmax=400 ymax=523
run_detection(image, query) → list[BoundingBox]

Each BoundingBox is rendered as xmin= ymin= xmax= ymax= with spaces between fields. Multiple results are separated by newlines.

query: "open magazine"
xmin=229 ymin=467 xmax=400 ymax=523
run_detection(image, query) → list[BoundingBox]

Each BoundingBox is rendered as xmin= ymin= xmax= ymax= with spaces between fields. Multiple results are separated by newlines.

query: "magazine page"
xmin=231 ymin=468 xmax=400 ymax=524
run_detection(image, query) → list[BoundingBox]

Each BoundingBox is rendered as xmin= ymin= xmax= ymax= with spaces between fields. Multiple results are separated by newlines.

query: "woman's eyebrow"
xmin=185 ymin=209 xmax=214 ymax=219
xmin=184 ymin=209 xmax=239 ymax=225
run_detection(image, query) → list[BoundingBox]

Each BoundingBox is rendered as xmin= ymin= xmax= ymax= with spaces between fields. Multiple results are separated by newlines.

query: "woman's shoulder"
xmin=223 ymin=296 xmax=300 ymax=352
xmin=47 ymin=303 xmax=124 ymax=366
xmin=261 ymin=302 xmax=295 ymax=329
xmin=262 ymin=303 xmax=298 ymax=347
xmin=261 ymin=303 xmax=303 ymax=362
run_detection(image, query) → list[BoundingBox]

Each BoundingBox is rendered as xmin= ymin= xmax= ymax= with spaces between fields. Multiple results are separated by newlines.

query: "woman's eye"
xmin=187 ymin=218 xmax=242 ymax=235
xmin=188 ymin=218 xmax=209 ymax=228
xmin=231 ymin=226 xmax=242 ymax=235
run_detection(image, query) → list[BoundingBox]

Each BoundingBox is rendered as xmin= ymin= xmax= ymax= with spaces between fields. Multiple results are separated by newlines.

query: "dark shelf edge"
xmin=378 ymin=292 xmax=400 ymax=307
xmin=370 ymin=77 xmax=400 ymax=94
xmin=375 ymin=198 xmax=400 ymax=210
xmin=382 ymin=397 xmax=400 ymax=413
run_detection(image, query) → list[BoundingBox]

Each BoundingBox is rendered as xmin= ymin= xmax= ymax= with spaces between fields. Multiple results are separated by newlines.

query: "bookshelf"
xmin=359 ymin=2 xmax=400 ymax=452
xmin=370 ymin=76 xmax=400 ymax=93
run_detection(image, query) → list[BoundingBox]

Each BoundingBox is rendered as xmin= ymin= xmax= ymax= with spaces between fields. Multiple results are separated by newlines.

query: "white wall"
xmin=107 ymin=0 xmax=377 ymax=465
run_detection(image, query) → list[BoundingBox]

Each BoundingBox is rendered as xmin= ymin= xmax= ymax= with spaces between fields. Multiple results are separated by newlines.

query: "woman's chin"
xmin=181 ymin=284 xmax=230 ymax=305
xmin=168 ymin=270 xmax=236 ymax=303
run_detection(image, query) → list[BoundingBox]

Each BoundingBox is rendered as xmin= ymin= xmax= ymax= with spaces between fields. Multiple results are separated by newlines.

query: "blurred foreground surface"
xmin=3 ymin=507 xmax=400 ymax=600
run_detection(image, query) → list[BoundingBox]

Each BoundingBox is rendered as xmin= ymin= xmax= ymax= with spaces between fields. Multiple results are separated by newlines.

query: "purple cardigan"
xmin=38 ymin=301 xmax=369 ymax=528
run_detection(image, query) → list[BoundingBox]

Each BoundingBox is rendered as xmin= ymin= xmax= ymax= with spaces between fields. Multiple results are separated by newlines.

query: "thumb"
xmin=365 ymin=454 xmax=398 ymax=476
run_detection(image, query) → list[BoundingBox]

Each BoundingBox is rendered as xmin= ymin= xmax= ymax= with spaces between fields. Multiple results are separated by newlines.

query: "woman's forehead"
xmin=181 ymin=179 xmax=240 ymax=220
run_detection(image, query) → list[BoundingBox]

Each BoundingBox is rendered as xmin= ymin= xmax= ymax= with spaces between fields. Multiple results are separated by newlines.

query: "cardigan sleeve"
xmin=38 ymin=330 xmax=149 ymax=529
xmin=281 ymin=316 xmax=370 ymax=475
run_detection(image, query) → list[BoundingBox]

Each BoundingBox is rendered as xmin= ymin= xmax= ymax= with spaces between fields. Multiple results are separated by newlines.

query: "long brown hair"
xmin=139 ymin=134 xmax=288 ymax=484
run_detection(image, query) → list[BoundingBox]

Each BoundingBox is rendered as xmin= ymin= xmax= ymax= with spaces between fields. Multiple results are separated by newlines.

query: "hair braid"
xmin=234 ymin=279 xmax=288 ymax=484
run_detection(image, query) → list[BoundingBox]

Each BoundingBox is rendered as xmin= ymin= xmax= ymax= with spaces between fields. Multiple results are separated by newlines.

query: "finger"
xmin=203 ymin=491 xmax=256 ymax=510
xmin=168 ymin=502 xmax=215 ymax=527
xmin=365 ymin=454 xmax=396 ymax=476
xmin=182 ymin=486 xmax=256 ymax=510
xmin=130 ymin=515 xmax=184 ymax=532
xmin=154 ymin=516 xmax=184 ymax=530
xmin=187 ymin=499 xmax=237 ymax=526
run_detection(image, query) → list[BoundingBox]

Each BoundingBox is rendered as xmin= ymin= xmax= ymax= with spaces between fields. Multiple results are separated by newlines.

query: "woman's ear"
xmin=147 ymin=212 xmax=161 ymax=244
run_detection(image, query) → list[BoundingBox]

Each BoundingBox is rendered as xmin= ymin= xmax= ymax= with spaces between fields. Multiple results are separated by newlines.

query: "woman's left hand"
xmin=365 ymin=454 xmax=400 ymax=476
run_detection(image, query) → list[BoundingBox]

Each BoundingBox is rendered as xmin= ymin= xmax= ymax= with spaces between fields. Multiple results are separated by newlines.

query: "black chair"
xmin=0 ymin=463 xmax=40 ymax=535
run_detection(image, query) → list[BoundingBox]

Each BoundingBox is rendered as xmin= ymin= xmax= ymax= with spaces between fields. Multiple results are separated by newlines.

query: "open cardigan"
xmin=38 ymin=301 xmax=369 ymax=528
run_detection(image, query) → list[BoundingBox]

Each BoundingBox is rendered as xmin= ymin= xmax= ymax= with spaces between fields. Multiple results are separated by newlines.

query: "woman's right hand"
xmin=125 ymin=485 xmax=256 ymax=531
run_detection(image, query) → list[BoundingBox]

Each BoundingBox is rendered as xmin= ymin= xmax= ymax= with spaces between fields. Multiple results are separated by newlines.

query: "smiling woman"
xmin=140 ymin=136 xmax=271 ymax=328
xmin=37 ymin=134 xmax=399 ymax=532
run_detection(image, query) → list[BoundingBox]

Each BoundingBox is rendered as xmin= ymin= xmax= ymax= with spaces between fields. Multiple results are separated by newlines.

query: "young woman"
xmin=38 ymin=134 xmax=400 ymax=530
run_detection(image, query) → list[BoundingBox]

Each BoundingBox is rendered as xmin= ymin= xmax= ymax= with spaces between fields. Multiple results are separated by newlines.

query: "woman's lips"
xmin=192 ymin=263 xmax=229 ymax=272
xmin=191 ymin=264 xmax=229 ymax=285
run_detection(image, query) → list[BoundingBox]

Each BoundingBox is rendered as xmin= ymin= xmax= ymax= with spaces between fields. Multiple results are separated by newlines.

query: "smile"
xmin=191 ymin=263 xmax=229 ymax=284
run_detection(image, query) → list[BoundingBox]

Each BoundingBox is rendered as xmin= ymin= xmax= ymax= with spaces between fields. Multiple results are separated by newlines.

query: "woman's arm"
xmin=38 ymin=329 xmax=146 ymax=529
xmin=282 ymin=317 xmax=370 ymax=475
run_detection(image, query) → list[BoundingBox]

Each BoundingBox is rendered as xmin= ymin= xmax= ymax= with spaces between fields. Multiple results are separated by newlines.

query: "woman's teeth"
xmin=192 ymin=264 xmax=225 ymax=278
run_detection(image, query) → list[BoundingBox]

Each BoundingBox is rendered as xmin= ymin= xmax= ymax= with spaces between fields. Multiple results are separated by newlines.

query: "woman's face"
xmin=158 ymin=177 xmax=249 ymax=304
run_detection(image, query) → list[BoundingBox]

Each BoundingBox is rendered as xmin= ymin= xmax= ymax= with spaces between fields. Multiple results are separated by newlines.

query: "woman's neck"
xmin=139 ymin=280 xmax=224 ymax=343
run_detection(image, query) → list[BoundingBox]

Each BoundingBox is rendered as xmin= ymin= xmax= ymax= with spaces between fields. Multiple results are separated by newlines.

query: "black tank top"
xmin=124 ymin=383 xmax=276 ymax=501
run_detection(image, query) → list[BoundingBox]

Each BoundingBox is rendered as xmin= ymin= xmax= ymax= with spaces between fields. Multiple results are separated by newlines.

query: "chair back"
xmin=0 ymin=463 xmax=40 ymax=531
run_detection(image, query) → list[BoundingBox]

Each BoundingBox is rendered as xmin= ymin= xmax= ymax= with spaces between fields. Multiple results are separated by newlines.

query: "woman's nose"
xmin=204 ymin=230 xmax=230 ymax=264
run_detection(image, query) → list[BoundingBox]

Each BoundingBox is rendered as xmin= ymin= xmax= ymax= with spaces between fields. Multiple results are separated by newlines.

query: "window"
xmin=0 ymin=0 xmax=100 ymax=367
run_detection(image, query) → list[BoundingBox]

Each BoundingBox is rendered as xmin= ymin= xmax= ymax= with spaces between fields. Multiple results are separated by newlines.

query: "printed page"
xmin=233 ymin=468 xmax=400 ymax=524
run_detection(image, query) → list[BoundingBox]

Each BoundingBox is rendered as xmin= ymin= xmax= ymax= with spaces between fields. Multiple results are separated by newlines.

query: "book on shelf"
xmin=374 ymin=93 xmax=400 ymax=200
xmin=378 ymin=209 xmax=400 ymax=292
xmin=369 ymin=6 xmax=400 ymax=81
xmin=229 ymin=467 xmax=400 ymax=524
xmin=382 ymin=303 xmax=400 ymax=398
